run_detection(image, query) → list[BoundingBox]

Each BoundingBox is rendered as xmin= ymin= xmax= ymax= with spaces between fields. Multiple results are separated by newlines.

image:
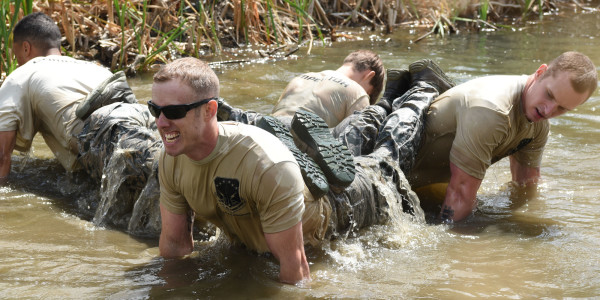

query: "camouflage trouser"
xmin=221 ymin=106 xmax=264 ymax=126
xmin=77 ymin=102 xmax=163 ymax=236
xmin=332 ymin=81 xmax=440 ymax=174
xmin=302 ymin=154 xmax=425 ymax=244
xmin=219 ymin=83 xmax=439 ymax=242
xmin=305 ymin=81 xmax=440 ymax=241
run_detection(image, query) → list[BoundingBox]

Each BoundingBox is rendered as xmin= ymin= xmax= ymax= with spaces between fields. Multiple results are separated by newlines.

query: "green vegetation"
xmin=0 ymin=0 xmax=590 ymax=79
xmin=0 ymin=0 xmax=33 ymax=76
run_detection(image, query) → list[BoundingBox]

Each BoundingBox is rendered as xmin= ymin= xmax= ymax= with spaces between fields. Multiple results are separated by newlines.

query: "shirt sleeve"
xmin=254 ymin=161 xmax=305 ymax=234
xmin=0 ymin=74 xmax=23 ymax=132
xmin=450 ymin=107 xmax=508 ymax=179
xmin=511 ymin=122 xmax=549 ymax=168
xmin=158 ymin=150 xmax=191 ymax=215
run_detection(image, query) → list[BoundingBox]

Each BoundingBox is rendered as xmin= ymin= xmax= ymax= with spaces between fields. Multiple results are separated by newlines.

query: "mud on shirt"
xmin=159 ymin=122 xmax=306 ymax=253
xmin=409 ymin=75 xmax=550 ymax=188
xmin=271 ymin=70 xmax=370 ymax=127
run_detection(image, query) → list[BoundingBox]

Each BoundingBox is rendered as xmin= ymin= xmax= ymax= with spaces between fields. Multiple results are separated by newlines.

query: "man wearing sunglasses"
xmin=0 ymin=12 xmax=161 ymax=234
xmin=153 ymin=57 xmax=311 ymax=284
xmin=153 ymin=56 xmax=432 ymax=285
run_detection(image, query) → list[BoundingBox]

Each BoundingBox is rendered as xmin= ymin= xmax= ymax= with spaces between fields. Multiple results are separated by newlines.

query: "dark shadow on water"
xmin=120 ymin=236 xmax=312 ymax=299
xmin=8 ymin=155 xmax=100 ymax=221
xmin=6 ymin=155 xmax=159 ymax=245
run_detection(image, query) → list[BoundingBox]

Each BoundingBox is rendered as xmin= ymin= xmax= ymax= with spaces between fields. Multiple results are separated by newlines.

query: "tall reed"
xmin=2 ymin=0 xmax=573 ymax=75
xmin=1 ymin=0 xmax=33 ymax=77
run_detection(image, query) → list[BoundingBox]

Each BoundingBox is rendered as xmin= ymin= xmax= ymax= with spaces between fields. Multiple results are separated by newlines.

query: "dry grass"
xmin=0 ymin=0 xmax=594 ymax=79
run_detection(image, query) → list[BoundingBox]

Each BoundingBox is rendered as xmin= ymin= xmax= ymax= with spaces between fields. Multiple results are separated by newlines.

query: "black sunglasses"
xmin=147 ymin=97 xmax=218 ymax=120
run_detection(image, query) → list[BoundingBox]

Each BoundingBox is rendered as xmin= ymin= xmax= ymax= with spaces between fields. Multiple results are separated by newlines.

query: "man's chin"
xmin=164 ymin=145 xmax=183 ymax=157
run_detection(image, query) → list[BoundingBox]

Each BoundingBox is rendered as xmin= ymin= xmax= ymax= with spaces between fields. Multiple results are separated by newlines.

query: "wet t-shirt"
xmin=159 ymin=122 xmax=306 ymax=253
xmin=271 ymin=70 xmax=370 ymax=127
xmin=408 ymin=75 xmax=549 ymax=188
xmin=0 ymin=56 xmax=112 ymax=170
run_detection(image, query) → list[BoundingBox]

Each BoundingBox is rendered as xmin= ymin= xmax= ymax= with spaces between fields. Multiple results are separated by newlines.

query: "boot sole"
xmin=256 ymin=116 xmax=329 ymax=198
xmin=291 ymin=110 xmax=356 ymax=188
xmin=382 ymin=68 xmax=411 ymax=104
xmin=409 ymin=59 xmax=455 ymax=91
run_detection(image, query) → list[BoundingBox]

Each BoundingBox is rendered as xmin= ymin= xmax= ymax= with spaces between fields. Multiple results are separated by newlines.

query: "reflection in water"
xmin=2 ymin=11 xmax=600 ymax=299
xmin=449 ymin=182 xmax=557 ymax=237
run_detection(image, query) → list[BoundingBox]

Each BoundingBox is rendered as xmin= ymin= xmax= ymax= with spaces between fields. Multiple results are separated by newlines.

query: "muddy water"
xmin=2 ymin=10 xmax=600 ymax=298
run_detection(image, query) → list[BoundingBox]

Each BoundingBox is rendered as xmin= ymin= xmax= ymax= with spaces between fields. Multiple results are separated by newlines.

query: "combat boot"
xmin=256 ymin=116 xmax=330 ymax=199
xmin=291 ymin=109 xmax=356 ymax=190
xmin=409 ymin=59 xmax=455 ymax=94
xmin=216 ymin=98 xmax=240 ymax=122
xmin=378 ymin=68 xmax=411 ymax=113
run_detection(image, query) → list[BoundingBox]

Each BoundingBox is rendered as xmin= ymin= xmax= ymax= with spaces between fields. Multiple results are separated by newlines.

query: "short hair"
xmin=343 ymin=50 xmax=384 ymax=104
xmin=13 ymin=12 xmax=61 ymax=51
xmin=542 ymin=51 xmax=598 ymax=99
xmin=153 ymin=57 xmax=219 ymax=98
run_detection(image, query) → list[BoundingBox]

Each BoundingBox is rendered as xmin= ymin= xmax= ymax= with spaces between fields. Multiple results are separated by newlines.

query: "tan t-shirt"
xmin=271 ymin=70 xmax=370 ymax=127
xmin=409 ymin=75 xmax=549 ymax=188
xmin=159 ymin=122 xmax=306 ymax=253
xmin=0 ymin=56 xmax=113 ymax=170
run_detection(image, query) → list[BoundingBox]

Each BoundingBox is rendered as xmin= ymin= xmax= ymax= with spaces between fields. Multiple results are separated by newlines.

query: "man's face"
xmin=151 ymin=79 xmax=210 ymax=158
xmin=522 ymin=66 xmax=589 ymax=122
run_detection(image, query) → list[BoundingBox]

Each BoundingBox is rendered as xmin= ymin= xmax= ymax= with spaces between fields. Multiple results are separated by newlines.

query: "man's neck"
xmin=335 ymin=64 xmax=354 ymax=79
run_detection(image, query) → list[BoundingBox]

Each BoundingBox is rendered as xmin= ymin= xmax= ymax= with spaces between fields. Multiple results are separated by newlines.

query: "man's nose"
xmin=544 ymin=100 xmax=558 ymax=116
xmin=155 ymin=112 xmax=169 ymax=127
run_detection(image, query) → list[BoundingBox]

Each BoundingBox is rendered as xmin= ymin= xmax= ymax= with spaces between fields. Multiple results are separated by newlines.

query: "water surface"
xmin=2 ymin=10 xmax=600 ymax=299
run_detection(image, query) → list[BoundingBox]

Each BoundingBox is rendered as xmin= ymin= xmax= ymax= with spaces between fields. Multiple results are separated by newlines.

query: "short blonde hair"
xmin=543 ymin=51 xmax=597 ymax=99
xmin=153 ymin=57 xmax=219 ymax=98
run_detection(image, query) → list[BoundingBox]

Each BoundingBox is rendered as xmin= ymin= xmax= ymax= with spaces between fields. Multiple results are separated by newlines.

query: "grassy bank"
xmin=1 ymin=0 xmax=596 ymax=79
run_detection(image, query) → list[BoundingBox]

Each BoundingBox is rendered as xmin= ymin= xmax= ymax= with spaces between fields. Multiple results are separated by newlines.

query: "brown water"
xmin=2 ymin=10 xmax=600 ymax=299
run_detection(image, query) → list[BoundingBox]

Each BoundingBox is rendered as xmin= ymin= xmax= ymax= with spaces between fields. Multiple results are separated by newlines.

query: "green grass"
xmin=1 ymin=0 xmax=33 ymax=77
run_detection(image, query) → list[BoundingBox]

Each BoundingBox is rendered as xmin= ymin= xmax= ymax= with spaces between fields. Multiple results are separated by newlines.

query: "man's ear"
xmin=21 ymin=41 xmax=32 ymax=56
xmin=205 ymin=99 xmax=219 ymax=119
xmin=363 ymin=70 xmax=375 ymax=82
xmin=534 ymin=64 xmax=548 ymax=78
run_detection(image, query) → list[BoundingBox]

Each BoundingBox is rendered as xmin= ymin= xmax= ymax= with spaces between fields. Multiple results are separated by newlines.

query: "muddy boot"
xmin=333 ymin=105 xmax=388 ymax=156
xmin=409 ymin=59 xmax=455 ymax=94
xmin=377 ymin=68 xmax=411 ymax=114
xmin=216 ymin=98 xmax=240 ymax=122
xmin=256 ymin=116 xmax=329 ymax=199
xmin=217 ymin=98 xmax=263 ymax=125
xmin=291 ymin=110 xmax=356 ymax=190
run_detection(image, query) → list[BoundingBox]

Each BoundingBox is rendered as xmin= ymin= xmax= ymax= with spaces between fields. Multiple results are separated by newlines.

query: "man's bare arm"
xmin=159 ymin=203 xmax=194 ymax=258
xmin=440 ymin=162 xmax=483 ymax=222
xmin=509 ymin=156 xmax=540 ymax=186
xmin=264 ymin=221 xmax=311 ymax=285
xmin=0 ymin=131 xmax=17 ymax=185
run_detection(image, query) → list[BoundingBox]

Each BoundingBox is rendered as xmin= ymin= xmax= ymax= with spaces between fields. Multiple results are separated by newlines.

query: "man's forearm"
xmin=264 ymin=222 xmax=311 ymax=285
xmin=0 ymin=130 xmax=17 ymax=184
xmin=158 ymin=235 xmax=193 ymax=258
xmin=0 ymin=152 xmax=11 ymax=185
xmin=440 ymin=186 xmax=477 ymax=222
xmin=510 ymin=156 xmax=540 ymax=185
xmin=158 ymin=205 xmax=194 ymax=258
xmin=440 ymin=163 xmax=483 ymax=222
